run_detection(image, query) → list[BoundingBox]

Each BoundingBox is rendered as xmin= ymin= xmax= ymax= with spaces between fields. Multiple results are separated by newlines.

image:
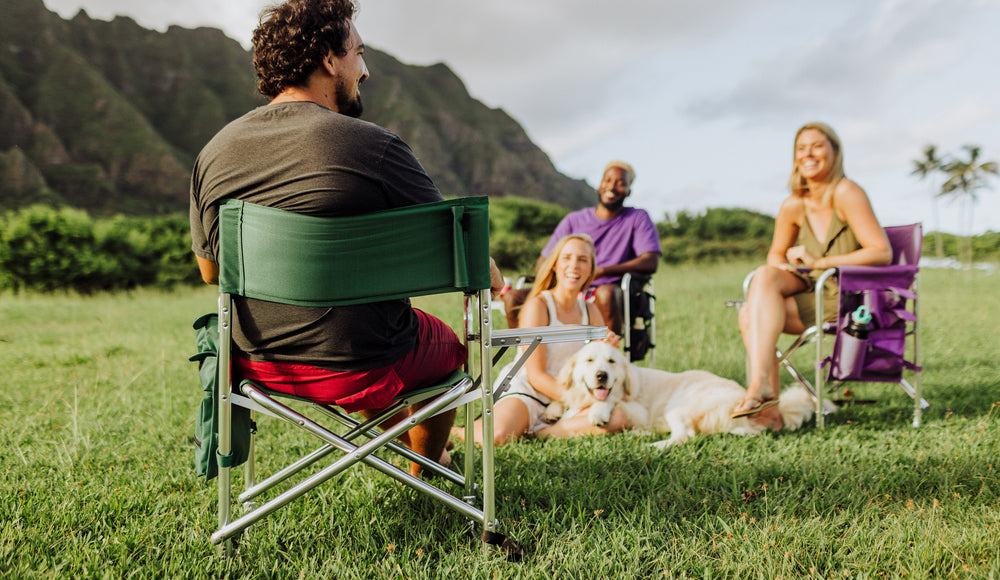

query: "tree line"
xmin=2 ymin=197 xmax=998 ymax=293
xmin=0 ymin=205 xmax=201 ymax=292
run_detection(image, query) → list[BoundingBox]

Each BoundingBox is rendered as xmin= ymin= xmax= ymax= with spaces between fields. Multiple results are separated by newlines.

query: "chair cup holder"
xmin=832 ymin=334 xmax=868 ymax=381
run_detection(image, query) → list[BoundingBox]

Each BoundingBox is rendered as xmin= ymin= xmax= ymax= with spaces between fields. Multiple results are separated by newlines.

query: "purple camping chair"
xmin=742 ymin=224 xmax=928 ymax=428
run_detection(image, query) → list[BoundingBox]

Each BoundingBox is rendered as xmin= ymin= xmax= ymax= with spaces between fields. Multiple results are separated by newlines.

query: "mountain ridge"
xmin=0 ymin=0 xmax=594 ymax=215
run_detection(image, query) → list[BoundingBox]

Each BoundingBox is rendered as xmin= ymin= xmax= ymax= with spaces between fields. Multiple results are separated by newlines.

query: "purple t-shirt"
xmin=541 ymin=207 xmax=661 ymax=287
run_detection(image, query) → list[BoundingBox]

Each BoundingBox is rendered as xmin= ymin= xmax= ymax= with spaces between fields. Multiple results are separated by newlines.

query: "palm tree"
xmin=940 ymin=144 xmax=999 ymax=265
xmin=910 ymin=144 xmax=945 ymax=258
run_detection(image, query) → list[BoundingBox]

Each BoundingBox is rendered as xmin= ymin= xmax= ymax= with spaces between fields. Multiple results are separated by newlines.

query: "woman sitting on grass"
xmin=734 ymin=122 xmax=892 ymax=420
xmin=454 ymin=233 xmax=624 ymax=446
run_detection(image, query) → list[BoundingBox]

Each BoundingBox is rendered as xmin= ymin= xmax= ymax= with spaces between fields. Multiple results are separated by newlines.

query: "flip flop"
xmin=731 ymin=397 xmax=779 ymax=419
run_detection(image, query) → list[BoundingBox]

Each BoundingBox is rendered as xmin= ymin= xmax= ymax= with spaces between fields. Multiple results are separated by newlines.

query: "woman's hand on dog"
xmin=602 ymin=330 xmax=620 ymax=347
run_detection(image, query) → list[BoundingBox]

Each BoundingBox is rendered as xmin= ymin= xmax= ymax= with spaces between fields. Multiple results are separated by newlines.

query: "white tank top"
xmin=538 ymin=290 xmax=590 ymax=376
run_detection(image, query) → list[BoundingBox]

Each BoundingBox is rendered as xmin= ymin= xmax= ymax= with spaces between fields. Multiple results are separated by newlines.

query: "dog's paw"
xmin=543 ymin=402 xmax=565 ymax=424
xmin=650 ymin=435 xmax=686 ymax=450
xmin=588 ymin=402 xmax=614 ymax=426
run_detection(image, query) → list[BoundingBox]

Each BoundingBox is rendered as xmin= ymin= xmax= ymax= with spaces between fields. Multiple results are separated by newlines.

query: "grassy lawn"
xmin=1 ymin=261 xmax=998 ymax=578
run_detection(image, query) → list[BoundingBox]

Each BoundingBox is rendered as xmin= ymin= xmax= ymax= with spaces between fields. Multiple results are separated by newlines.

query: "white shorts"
xmin=494 ymin=363 xmax=552 ymax=434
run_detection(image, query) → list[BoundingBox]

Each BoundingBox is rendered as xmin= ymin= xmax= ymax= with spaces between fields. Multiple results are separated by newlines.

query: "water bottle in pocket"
xmin=831 ymin=306 xmax=872 ymax=380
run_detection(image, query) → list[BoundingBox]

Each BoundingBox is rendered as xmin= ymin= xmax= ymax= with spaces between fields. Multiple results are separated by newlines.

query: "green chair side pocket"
xmin=191 ymin=313 xmax=252 ymax=481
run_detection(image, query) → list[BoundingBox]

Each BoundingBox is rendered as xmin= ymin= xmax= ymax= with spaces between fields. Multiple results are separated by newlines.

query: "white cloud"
xmin=684 ymin=0 xmax=973 ymax=123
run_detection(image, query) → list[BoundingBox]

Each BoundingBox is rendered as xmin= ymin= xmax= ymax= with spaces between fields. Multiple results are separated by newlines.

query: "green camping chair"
xmin=208 ymin=196 xmax=605 ymax=558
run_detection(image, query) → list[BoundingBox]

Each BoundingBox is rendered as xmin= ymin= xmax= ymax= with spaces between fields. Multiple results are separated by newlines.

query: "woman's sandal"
xmin=731 ymin=397 xmax=779 ymax=419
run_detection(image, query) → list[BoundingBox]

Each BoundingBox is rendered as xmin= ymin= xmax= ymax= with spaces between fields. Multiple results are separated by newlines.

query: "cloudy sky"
xmin=44 ymin=0 xmax=1000 ymax=234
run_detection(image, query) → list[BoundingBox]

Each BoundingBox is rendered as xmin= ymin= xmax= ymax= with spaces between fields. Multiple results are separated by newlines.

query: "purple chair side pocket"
xmin=863 ymin=327 xmax=906 ymax=377
xmin=831 ymin=333 xmax=868 ymax=381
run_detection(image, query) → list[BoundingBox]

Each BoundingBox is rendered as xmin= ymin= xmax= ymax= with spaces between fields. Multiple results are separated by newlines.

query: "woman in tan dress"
xmin=733 ymin=122 xmax=892 ymax=420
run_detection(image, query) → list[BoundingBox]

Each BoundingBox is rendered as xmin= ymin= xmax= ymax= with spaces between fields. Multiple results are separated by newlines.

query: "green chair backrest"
xmin=218 ymin=196 xmax=491 ymax=306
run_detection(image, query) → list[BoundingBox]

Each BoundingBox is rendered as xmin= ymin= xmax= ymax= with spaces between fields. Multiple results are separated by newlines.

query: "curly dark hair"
xmin=252 ymin=0 xmax=359 ymax=98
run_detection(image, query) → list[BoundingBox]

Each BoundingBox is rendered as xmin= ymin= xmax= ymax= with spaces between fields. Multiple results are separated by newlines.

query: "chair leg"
xmin=777 ymin=348 xmax=817 ymax=401
xmin=238 ymin=405 xmax=466 ymax=506
xmin=328 ymin=405 xmax=465 ymax=484
xmin=648 ymin=284 xmax=656 ymax=367
xmin=462 ymin=403 xmax=478 ymax=503
xmin=911 ymin=274 xmax=924 ymax=427
xmin=212 ymin=379 xmax=482 ymax=545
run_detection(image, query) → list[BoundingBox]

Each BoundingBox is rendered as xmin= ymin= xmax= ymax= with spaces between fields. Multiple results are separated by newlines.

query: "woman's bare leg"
xmin=735 ymin=265 xmax=808 ymax=414
xmin=450 ymin=397 xmax=532 ymax=447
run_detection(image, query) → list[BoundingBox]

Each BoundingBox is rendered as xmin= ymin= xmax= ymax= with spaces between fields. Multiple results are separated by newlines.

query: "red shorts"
xmin=234 ymin=309 xmax=467 ymax=413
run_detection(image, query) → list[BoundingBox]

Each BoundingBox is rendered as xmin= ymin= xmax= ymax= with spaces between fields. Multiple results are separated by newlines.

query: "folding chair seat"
xmin=504 ymin=272 xmax=656 ymax=364
xmin=742 ymin=223 xmax=927 ymax=428
xmin=207 ymin=196 xmax=606 ymax=558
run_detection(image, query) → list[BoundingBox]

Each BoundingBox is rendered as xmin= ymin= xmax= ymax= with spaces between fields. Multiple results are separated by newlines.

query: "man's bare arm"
xmin=197 ymin=256 xmax=219 ymax=285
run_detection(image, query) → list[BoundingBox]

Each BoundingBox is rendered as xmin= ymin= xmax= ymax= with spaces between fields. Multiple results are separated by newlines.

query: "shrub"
xmin=0 ymin=205 xmax=110 ymax=292
xmin=0 ymin=205 xmax=200 ymax=292
xmin=489 ymin=196 xmax=567 ymax=273
xmin=659 ymin=237 xmax=770 ymax=264
xmin=659 ymin=207 xmax=774 ymax=242
xmin=98 ymin=215 xmax=202 ymax=287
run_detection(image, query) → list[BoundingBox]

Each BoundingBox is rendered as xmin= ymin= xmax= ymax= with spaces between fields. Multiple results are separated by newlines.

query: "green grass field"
xmin=2 ymin=262 xmax=998 ymax=578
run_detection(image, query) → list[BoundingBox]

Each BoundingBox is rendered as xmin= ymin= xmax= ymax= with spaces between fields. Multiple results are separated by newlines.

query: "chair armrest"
xmin=490 ymin=325 xmax=608 ymax=347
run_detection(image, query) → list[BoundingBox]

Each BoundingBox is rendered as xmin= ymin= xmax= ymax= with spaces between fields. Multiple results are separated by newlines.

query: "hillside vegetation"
xmin=0 ymin=0 xmax=592 ymax=215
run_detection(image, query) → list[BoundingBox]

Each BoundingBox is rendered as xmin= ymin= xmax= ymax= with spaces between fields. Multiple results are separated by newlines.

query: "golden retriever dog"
xmin=545 ymin=341 xmax=816 ymax=448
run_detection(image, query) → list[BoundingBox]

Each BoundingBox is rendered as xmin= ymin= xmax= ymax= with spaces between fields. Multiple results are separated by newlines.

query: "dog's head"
xmin=556 ymin=341 xmax=635 ymax=407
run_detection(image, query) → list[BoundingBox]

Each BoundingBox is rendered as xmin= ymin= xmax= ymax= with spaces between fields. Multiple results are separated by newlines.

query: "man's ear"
xmin=321 ymin=51 xmax=337 ymax=76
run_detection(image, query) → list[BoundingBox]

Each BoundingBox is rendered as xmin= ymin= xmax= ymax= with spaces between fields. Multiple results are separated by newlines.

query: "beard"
xmin=335 ymin=77 xmax=364 ymax=118
xmin=597 ymin=193 xmax=626 ymax=214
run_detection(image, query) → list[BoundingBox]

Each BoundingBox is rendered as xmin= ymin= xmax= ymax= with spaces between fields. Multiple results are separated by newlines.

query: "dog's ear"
xmin=556 ymin=354 xmax=575 ymax=389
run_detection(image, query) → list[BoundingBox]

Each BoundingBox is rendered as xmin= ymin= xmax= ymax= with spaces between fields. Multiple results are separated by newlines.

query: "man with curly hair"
xmin=189 ymin=0 xmax=502 ymax=477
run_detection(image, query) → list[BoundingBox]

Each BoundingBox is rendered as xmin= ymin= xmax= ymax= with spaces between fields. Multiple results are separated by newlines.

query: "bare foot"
xmin=732 ymin=394 xmax=778 ymax=418
xmin=748 ymin=405 xmax=784 ymax=432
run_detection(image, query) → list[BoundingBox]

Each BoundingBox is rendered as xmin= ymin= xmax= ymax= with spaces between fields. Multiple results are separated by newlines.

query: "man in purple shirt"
xmin=504 ymin=161 xmax=661 ymax=335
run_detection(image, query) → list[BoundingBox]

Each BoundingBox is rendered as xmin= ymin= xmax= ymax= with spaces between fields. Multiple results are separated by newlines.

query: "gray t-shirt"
xmin=190 ymin=101 xmax=442 ymax=370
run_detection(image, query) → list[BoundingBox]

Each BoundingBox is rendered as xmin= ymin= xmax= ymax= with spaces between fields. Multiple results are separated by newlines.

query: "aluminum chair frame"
xmin=510 ymin=272 xmax=656 ymax=365
xmin=742 ymin=224 xmax=928 ymax=428
xmin=209 ymin=197 xmax=605 ymax=557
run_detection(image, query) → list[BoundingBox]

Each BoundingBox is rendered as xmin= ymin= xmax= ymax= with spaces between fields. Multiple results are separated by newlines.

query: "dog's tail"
xmin=777 ymin=386 xmax=816 ymax=431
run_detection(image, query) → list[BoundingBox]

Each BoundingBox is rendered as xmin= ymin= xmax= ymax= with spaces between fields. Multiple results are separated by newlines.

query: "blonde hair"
xmin=787 ymin=122 xmax=845 ymax=206
xmin=527 ymin=234 xmax=597 ymax=303
xmin=603 ymin=161 xmax=636 ymax=185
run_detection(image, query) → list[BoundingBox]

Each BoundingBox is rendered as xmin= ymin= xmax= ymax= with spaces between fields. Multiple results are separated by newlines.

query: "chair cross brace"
xmin=212 ymin=376 xmax=478 ymax=544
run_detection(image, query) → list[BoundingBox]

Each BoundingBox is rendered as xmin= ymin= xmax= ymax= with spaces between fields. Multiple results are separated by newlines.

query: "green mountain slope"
xmin=0 ymin=0 xmax=593 ymax=215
